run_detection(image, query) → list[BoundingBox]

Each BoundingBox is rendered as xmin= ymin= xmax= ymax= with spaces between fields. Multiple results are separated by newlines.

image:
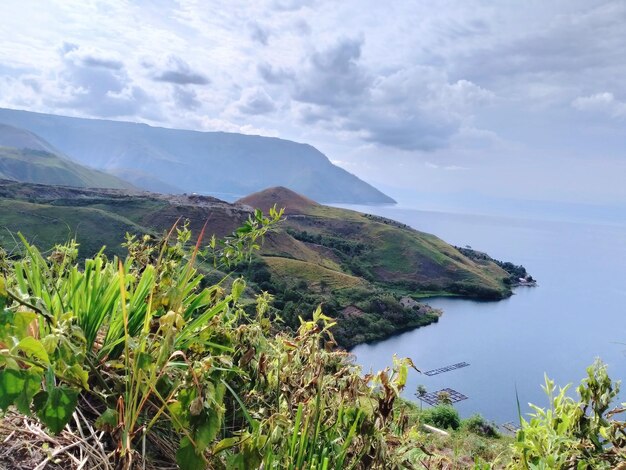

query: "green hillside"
xmin=240 ymin=187 xmax=512 ymax=299
xmin=0 ymin=181 xmax=523 ymax=347
xmin=0 ymin=123 xmax=133 ymax=189
xmin=0 ymin=147 xmax=134 ymax=190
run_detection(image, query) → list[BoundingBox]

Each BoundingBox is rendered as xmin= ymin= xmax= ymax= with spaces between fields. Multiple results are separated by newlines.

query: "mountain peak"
xmin=237 ymin=186 xmax=319 ymax=214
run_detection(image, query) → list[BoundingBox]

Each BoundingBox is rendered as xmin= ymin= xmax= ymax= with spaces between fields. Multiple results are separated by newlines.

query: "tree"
xmin=437 ymin=390 xmax=452 ymax=406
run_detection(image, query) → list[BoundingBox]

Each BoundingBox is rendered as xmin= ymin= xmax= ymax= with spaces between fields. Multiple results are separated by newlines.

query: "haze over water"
xmin=337 ymin=204 xmax=626 ymax=425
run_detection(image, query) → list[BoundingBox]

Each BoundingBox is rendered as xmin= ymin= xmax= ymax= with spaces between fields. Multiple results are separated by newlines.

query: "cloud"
xmin=60 ymin=42 xmax=124 ymax=70
xmin=272 ymin=0 xmax=315 ymax=11
xmin=41 ymin=43 xmax=154 ymax=118
xmin=294 ymin=37 xmax=370 ymax=108
xmin=249 ymin=21 xmax=270 ymax=45
xmin=257 ymin=62 xmax=294 ymax=84
xmin=172 ymin=85 xmax=201 ymax=110
xmin=152 ymin=55 xmax=209 ymax=85
xmin=290 ymin=40 xmax=493 ymax=151
xmin=425 ymin=161 xmax=468 ymax=171
xmin=572 ymin=92 xmax=626 ymax=118
xmin=235 ymin=87 xmax=276 ymax=115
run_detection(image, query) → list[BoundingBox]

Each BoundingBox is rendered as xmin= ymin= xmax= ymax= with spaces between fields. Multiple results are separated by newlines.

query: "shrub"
xmin=422 ymin=405 xmax=461 ymax=430
xmin=464 ymin=414 xmax=499 ymax=438
xmin=509 ymin=360 xmax=626 ymax=469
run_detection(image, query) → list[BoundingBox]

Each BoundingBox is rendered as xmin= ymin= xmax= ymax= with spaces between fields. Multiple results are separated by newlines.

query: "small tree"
xmin=437 ymin=390 xmax=452 ymax=406
xmin=415 ymin=384 xmax=427 ymax=410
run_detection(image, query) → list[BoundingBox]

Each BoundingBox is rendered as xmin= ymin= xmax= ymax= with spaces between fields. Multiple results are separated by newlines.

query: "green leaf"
xmin=194 ymin=412 xmax=220 ymax=452
xmin=14 ymin=370 xmax=42 ymax=414
xmin=35 ymin=386 xmax=79 ymax=434
xmin=136 ymin=351 xmax=153 ymax=371
xmin=14 ymin=311 xmax=37 ymax=338
xmin=176 ymin=436 xmax=207 ymax=470
xmin=231 ymin=278 xmax=245 ymax=301
xmin=68 ymin=363 xmax=90 ymax=390
xmin=0 ymin=369 xmax=26 ymax=410
xmin=213 ymin=436 xmax=240 ymax=454
xmin=95 ymin=408 xmax=118 ymax=431
xmin=18 ymin=337 xmax=50 ymax=364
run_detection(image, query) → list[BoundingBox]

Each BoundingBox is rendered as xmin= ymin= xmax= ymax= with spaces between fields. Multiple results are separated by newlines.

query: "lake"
xmin=335 ymin=204 xmax=626 ymax=425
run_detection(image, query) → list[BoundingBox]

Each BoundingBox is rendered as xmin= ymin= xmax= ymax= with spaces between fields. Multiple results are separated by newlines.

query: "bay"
xmin=335 ymin=204 xmax=626 ymax=424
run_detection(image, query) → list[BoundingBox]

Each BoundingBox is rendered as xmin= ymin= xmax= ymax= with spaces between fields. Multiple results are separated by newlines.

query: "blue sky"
xmin=1 ymin=0 xmax=625 ymax=205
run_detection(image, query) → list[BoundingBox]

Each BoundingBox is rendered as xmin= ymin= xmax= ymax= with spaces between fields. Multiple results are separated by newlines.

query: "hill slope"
xmin=238 ymin=187 xmax=511 ymax=299
xmin=0 ymin=124 xmax=134 ymax=190
xmin=0 ymin=107 xmax=395 ymax=204
xmin=0 ymin=123 xmax=60 ymax=153
xmin=0 ymin=147 xmax=134 ymax=190
xmin=0 ymin=181 xmax=524 ymax=346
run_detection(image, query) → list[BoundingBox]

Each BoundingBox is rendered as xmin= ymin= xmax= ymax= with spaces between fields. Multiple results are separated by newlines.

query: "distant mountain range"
xmin=0 ymin=124 xmax=132 ymax=190
xmin=0 ymin=108 xmax=394 ymax=204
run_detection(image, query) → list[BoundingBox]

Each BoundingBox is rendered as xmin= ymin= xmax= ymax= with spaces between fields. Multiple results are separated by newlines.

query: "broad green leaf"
xmin=176 ymin=436 xmax=207 ymax=470
xmin=95 ymin=408 xmax=118 ymax=431
xmin=213 ymin=436 xmax=240 ymax=454
xmin=35 ymin=386 xmax=79 ymax=434
xmin=14 ymin=370 xmax=42 ymax=414
xmin=136 ymin=351 xmax=154 ymax=371
xmin=194 ymin=412 xmax=220 ymax=452
xmin=18 ymin=337 xmax=50 ymax=364
xmin=0 ymin=369 xmax=26 ymax=410
xmin=68 ymin=363 xmax=90 ymax=390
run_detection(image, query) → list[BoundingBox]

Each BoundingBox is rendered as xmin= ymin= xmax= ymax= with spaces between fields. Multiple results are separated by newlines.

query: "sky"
xmin=1 ymin=0 xmax=625 ymax=207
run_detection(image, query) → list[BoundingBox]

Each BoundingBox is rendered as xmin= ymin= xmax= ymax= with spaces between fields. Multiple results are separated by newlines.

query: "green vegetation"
xmin=0 ymin=181 xmax=525 ymax=347
xmin=455 ymin=246 xmax=534 ymax=284
xmin=422 ymin=405 xmax=461 ymax=430
xmin=0 ymin=214 xmax=623 ymax=468
xmin=509 ymin=360 xmax=626 ymax=469
xmin=0 ymin=146 xmax=132 ymax=189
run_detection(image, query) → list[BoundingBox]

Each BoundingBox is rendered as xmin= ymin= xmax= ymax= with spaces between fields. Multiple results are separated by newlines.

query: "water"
xmin=335 ymin=205 xmax=626 ymax=424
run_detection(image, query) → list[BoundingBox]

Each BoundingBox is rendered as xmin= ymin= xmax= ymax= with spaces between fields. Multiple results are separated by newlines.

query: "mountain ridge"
xmin=0 ymin=107 xmax=395 ymax=204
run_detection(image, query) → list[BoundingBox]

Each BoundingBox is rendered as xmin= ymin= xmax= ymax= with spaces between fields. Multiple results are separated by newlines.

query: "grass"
xmin=0 ymin=199 xmax=151 ymax=257
xmin=262 ymin=256 xmax=366 ymax=291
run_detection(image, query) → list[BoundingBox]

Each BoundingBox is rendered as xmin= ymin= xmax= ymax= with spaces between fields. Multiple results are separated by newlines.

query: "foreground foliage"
xmin=509 ymin=360 xmax=626 ymax=469
xmin=0 ymin=212 xmax=436 ymax=469
xmin=0 ymin=211 xmax=624 ymax=469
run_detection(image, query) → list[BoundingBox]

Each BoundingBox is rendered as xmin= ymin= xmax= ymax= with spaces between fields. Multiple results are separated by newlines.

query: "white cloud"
xmin=235 ymin=87 xmax=276 ymax=115
xmin=0 ymin=0 xmax=625 ymax=203
xmin=572 ymin=92 xmax=626 ymax=118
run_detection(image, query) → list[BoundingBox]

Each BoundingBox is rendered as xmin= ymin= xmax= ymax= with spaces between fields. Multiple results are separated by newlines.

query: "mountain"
xmin=0 ymin=123 xmax=59 ymax=153
xmin=0 ymin=108 xmax=395 ymax=204
xmin=239 ymin=186 xmax=319 ymax=213
xmin=0 ymin=181 xmax=522 ymax=346
xmin=0 ymin=124 xmax=134 ymax=190
xmin=238 ymin=187 xmax=512 ymax=299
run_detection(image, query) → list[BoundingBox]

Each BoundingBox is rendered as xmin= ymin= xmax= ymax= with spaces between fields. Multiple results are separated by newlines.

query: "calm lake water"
xmin=334 ymin=204 xmax=626 ymax=424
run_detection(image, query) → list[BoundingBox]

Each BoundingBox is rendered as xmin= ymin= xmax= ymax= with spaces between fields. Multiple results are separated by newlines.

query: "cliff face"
xmin=0 ymin=107 xmax=395 ymax=204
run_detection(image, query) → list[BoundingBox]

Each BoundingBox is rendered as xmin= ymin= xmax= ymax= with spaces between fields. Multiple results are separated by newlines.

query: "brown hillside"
xmin=237 ymin=186 xmax=318 ymax=214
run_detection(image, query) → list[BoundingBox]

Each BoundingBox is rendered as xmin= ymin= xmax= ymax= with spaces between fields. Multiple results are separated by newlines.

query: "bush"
xmin=464 ymin=414 xmax=499 ymax=438
xmin=422 ymin=405 xmax=461 ymax=430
